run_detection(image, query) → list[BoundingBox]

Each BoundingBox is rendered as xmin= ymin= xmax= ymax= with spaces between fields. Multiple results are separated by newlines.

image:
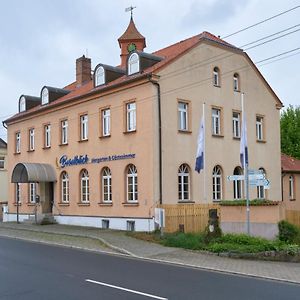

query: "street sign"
xmin=248 ymin=174 xmax=265 ymax=180
xmin=227 ymin=175 xmax=244 ymax=181
xmin=249 ymin=179 xmax=270 ymax=187
xmin=248 ymin=169 xmax=264 ymax=175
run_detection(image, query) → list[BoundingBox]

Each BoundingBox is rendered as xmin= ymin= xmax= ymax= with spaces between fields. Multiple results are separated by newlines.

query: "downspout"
xmin=150 ymin=79 xmax=162 ymax=205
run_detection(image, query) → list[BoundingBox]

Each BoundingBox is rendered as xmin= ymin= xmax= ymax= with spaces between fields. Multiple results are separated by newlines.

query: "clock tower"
xmin=118 ymin=16 xmax=146 ymax=68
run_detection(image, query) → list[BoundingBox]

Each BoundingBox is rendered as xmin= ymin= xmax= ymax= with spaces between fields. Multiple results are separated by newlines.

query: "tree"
xmin=280 ymin=105 xmax=300 ymax=159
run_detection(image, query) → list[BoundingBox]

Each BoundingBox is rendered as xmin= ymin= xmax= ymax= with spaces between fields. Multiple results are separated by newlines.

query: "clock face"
xmin=127 ymin=43 xmax=136 ymax=52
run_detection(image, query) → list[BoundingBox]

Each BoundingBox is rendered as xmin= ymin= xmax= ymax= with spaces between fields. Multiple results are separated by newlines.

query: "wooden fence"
xmin=158 ymin=204 xmax=220 ymax=233
xmin=286 ymin=210 xmax=300 ymax=228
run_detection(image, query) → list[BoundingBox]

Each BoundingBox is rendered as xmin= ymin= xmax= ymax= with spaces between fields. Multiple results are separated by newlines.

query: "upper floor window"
xmin=44 ymin=124 xmax=51 ymax=148
xmin=15 ymin=132 xmax=21 ymax=153
xmin=232 ymin=112 xmax=240 ymax=138
xmin=289 ymin=175 xmax=295 ymax=200
xmin=256 ymin=115 xmax=264 ymax=141
xmin=128 ymin=53 xmax=139 ymax=75
xmin=61 ymin=120 xmax=68 ymax=145
xmin=61 ymin=171 xmax=69 ymax=203
xmin=19 ymin=96 xmax=26 ymax=112
xmin=126 ymin=102 xmax=136 ymax=132
xmin=127 ymin=164 xmax=138 ymax=202
xmin=41 ymin=87 xmax=49 ymax=105
xmin=80 ymin=114 xmax=88 ymax=140
xmin=80 ymin=169 xmax=89 ymax=203
xmin=29 ymin=182 xmax=36 ymax=203
xmin=233 ymin=167 xmax=243 ymax=200
xmin=213 ymin=67 xmax=220 ymax=86
xmin=95 ymin=66 xmax=105 ymax=86
xmin=102 ymin=108 xmax=111 ymax=137
xmin=212 ymin=108 xmax=221 ymax=135
xmin=178 ymin=164 xmax=190 ymax=201
xmin=233 ymin=73 xmax=240 ymax=91
xmin=212 ymin=165 xmax=222 ymax=201
xmin=178 ymin=102 xmax=189 ymax=131
xmin=102 ymin=167 xmax=112 ymax=203
xmin=29 ymin=128 xmax=35 ymax=151
xmin=0 ymin=156 xmax=4 ymax=169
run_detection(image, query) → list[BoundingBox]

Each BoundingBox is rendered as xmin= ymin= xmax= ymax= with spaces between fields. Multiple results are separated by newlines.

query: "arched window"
xmin=102 ymin=167 xmax=112 ymax=202
xmin=41 ymin=87 xmax=49 ymax=105
xmin=289 ymin=175 xmax=295 ymax=199
xmin=95 ymin=66 xmax=105 ymax=86
xmin=128 ymin=53 xmax=139 ymax=75
xmin=233 ymin=167 xmax=243 ymax=199
xmin=212 ymin=165 xmax=222 ymax=201
xmin=233 ymin=73 xmax=240 ymax=91
xmin=127 ymin=164 xmax=138 ymax=202
xmin=19 ymin=96 xmax=26 ymax=112
xmin=213 ymin=67 xmax=220 ymax=86
xmin=178 ymin=164 xmax=190 ymax=201
xmin=257 ymin=168 xmax=266 ymax=199
xmin=80 ymin=169 xmax=89 ymax=203
xmin=61 ymin=171 xmax=69 ymax=203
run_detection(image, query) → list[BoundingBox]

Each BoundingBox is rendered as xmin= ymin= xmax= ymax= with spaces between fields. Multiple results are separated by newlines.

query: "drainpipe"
xmin=149 ymin=79 xmax=162 ymax=205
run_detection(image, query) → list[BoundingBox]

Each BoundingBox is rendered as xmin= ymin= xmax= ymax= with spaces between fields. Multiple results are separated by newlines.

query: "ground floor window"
xmin=29 ymin=183 xmax=36 ymax=203
xmin=178 ymin=164 xmax=190 ymax=201
xmin=127 ymin=164 xmax=138 ymax=202
xmin=233 ymin=167 xmax=243 ymax=199
xmin=102 ymin=167 xmax=112 ymax=202
xmin=212 ymin=165 xmax=222 ymax=201
xmin=61 ymin=171 xmax=69 ymax=203
xmin=80 ymin=169 xmax=89 ymax=202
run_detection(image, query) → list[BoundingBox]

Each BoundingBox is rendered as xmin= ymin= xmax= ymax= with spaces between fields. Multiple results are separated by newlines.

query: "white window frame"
xmin=212 ymin=166 xmax=222 ymax=201
xmin=233 ymin=167 xmax=243 ymax=200
xmin=212 ymin=108 xmax=221 ymax=135
xmin=41 ymin=87 xmax=49 ymax=105
xmin=61 ymin=172 xmax=69 ymax=203
xmin=15 ymin=183 xmax=20 ymax=204
xmin=80 ymin=114 xmax=88 ymax=140
xmin=80 ymin=170 xmax=89 ymax=203
xmin=128 ymin=53 xmax=139 ymax=75
xmin=289 ymin=175 xmax=294 ymax=199
xmin=213 ymin=67 xmax=220 ymax=86
xmin=95 ymin=66 xmax=105 ymax=86
xmin=232 ymin=112 xmax=240 ymax=138
xmin=29 ymin=128 xmax=35 ymax=151
xmin=61 ymin=120 xmax=68 ymax=145
xmin=178 ymin=164 xmax=190 ymax=201
xmin=102 ymin=167 xmax=112 ymax=203
xmin=29 ymin=183 xmax=36 ymax=203
xmin=102 ymin=109 xmax=111 ymax=137
xmin=126 ymin=102 xmax=136 ymax=132
xmin=15 ymin=132 xmax=21 ymax=153
xmin=233 ymin=73 xmax=239 ymax=91
xmin=44 ymin=124 xmax=51 ymax=148
xmin=0 ymin=156 xmax=4 ymax=169
xmin=19 ymin=96 xmax=26 ymax=112
xmin=178 ymin=102 xmax=188 ymax=131
xmin=256 ymin=116 xmax=264 ymax=141
xmin=127 ymin=165 xmax=138 ymax=202
xmin=257 ymin=168 xmax=266 ymax=199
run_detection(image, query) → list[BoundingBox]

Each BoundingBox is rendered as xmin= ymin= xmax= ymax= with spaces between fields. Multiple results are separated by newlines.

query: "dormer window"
xmin=19 ymin=96 xmax=26 ymax=112
xmin=95 ymin=66 xmax=105 ymax=86
xmin=41 ymin=87 xmax=49 ymax=105
xmin=128 ymin=53 xmax=139 ymax=75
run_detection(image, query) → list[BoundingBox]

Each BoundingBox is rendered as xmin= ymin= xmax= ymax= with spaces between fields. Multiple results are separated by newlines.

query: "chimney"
xmin=76 ymin=55 xmax=91 ymax=86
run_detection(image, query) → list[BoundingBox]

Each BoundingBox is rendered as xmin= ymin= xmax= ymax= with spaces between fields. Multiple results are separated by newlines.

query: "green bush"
xmin=162 ymin=232 xmax=205 ymax=250
xmin=278 ymin=220 xmax=300 ymax=243
xmin=220 ymin=199 xmax=279 ymax=206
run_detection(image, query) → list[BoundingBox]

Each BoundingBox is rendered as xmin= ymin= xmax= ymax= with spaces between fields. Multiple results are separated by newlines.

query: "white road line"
xmin=85 ymin=279 xmax=168 ymax=300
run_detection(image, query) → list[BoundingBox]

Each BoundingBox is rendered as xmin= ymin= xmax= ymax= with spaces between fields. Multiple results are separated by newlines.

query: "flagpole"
xmin=203 ymin=102 xmax=206 ymax=202
xmin=242 ymin=93 xmax=250 ymax=235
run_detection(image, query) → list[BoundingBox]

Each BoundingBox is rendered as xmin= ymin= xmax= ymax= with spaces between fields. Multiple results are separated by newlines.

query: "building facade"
xmin=0 ymin=138 xmax=8 ymax=220
xmin=4 ymin=18 xmax=283 ymax=230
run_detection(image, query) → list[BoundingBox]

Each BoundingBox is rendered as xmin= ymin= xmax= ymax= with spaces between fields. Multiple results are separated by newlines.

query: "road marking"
xmin=86 ymin=279 xmax=168 ymax=300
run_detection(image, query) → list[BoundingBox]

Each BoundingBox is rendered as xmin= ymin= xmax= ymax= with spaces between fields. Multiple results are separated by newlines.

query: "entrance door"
xmin=41 ymin=182 xmax=54 ymax=214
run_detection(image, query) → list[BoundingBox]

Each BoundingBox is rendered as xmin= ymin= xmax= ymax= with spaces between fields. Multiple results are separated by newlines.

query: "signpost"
xmin=227 ymin=172 xmax=270 ymax=189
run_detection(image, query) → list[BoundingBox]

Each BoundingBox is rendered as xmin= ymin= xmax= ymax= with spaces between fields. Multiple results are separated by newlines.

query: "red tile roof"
xmin=281 ymin=153 xmax=300 ymax=172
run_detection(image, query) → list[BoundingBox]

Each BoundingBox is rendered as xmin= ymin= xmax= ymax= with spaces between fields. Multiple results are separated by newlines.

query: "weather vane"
xmin=125 ymin=6 xmax=136 ymax=18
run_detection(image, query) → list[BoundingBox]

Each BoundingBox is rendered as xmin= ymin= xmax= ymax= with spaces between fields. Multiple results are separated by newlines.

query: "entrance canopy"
xmin=11 ymin=163 xmax=57 ymax=183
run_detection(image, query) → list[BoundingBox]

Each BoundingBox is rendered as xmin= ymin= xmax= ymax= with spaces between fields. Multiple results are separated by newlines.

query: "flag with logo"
xmin=240 ymin=99 xmax=248 ymax=168
xmin=195 ymin=117 xmax=205 ymax=173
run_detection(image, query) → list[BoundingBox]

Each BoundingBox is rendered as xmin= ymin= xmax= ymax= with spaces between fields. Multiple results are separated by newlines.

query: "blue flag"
xmin=195 ymin=118 xmax=205 ymax=173
xmin=240 ymin=110 xmax=248 ymax=168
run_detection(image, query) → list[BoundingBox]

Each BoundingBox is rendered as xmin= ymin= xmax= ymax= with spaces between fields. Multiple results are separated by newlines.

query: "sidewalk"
xmin=0 ymin=222 xmax=300 ymax=284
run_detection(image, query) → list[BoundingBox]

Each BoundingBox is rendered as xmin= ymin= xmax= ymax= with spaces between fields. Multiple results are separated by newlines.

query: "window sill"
xmin=13 ymin=203 xmax=21 ymax=206
xmin=14 ymin=152 xmax=21 ymax=155
xmin=256 ymin=139 xmax=266 ymax=143
xmin=122 ymin=202 xmax=139 ymax=207
xmin=77 ymin=202 xmax=90 ymax=206
xmin=98 ymin=202 xmax=113 ymax=206
xmin=212 ymin=134 xmax=224 ymax=138
xmin=234 ymin=89 xmax=240 ymax=93
xmin=27 ymin=149 xmax=35 ymax=152
xmin=58 ymin=202 xmax=70 ymax=206
xmin=178 ymin=129 xmax=192 ymax=134
xmin=233 ymin=136 xmax=241 ymax=140
xmin=59 ymin=143 xmax=68 ymax=147
xmin=99 ymin=135 xmax=111 ymax=139
xmin=43 ymin=146 xmax=51 ymax=150
xmin=78 ymin=139 xmax=88 ymax=143
xmin=123 ymin=130 xmax=137 ymax=135
xmin=213 ymin=200 xmax=221 ymax=203
xmin=213 ymin=84 xmax=221 ymax=88
xmin=27 ymin=203 xmax=36 ymax=206
xmin=289 ymin=198 xmax=296 ymax=201
xmin=178 ymin=201 xmax=195 ymax=204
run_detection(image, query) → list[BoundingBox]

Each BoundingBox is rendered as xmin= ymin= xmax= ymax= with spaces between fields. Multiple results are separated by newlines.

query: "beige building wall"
xmin=282 ymin=173 xmax=300 ymax=211
xmin=0 ymin=145 xmax=8 ymax=203
xmin=157 ymin=41 xmax=281 ymax=203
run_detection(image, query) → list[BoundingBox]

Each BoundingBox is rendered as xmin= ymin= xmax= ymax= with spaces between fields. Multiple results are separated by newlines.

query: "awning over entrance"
xmin=11 ymin=163 xmax=57 ymax=183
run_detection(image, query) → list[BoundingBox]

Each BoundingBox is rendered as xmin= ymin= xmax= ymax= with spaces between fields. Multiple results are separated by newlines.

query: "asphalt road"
xmin=0 ymin=237 xmax=299 ymax=300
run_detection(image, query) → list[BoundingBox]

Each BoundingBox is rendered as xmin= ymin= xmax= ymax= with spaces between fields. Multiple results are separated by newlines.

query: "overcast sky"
xmin=0 ymin=0 xmax=299 ymax=141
